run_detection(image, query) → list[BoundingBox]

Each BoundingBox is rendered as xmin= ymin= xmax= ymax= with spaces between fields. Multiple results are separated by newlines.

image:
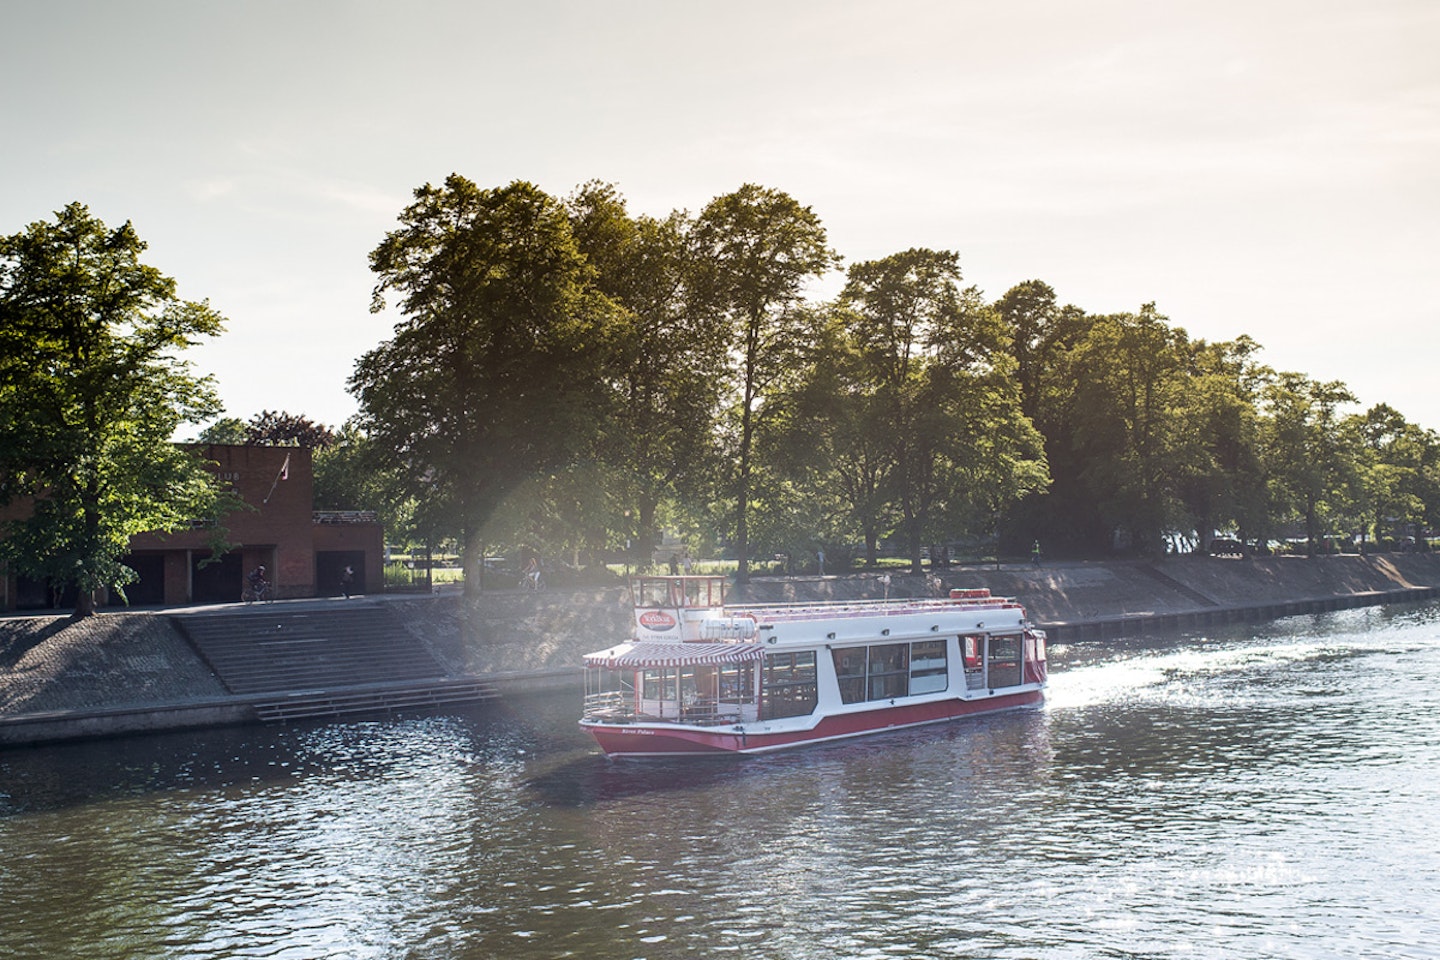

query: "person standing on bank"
xmin=341 ymin=565 xmax=355 ymax=599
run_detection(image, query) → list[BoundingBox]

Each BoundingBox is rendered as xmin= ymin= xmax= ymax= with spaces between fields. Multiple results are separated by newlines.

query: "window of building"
xmin=761 ymin=651 xmax=818 ymax=719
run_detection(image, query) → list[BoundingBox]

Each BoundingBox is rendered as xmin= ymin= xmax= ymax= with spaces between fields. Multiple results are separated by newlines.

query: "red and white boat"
xmin=579 ymin=575 xmax=1047 ymax=757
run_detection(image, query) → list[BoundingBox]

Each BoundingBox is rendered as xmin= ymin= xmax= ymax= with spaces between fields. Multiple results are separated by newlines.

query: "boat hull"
xmin=582 ymin=688 xmax=1043 ymax=757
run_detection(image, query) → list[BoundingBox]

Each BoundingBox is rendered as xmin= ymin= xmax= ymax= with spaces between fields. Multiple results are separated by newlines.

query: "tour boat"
xmin=579 ymin=575 xmax=1047 ymax=757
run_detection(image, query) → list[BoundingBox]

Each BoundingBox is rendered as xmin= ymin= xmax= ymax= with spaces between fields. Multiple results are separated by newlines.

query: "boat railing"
xmin=730 ymin=596 xmax=1023 ymax=624
xmin=580 ymin=690 xmax=753 ymax=727
xmin=581 ymin=690 xmax=635 ymax=722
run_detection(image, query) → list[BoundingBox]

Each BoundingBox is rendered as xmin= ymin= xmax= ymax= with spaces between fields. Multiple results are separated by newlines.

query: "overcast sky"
xmin=4 ymin=0 xmax=1437 ymax=432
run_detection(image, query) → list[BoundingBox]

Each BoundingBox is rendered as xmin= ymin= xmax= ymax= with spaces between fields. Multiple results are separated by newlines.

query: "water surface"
xmin=3 ymin=603 xmax=1439 ymax=959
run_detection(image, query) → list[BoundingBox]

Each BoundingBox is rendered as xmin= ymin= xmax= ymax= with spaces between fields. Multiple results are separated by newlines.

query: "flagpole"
xmin=263 ymin=452 xmax=291 ymax=505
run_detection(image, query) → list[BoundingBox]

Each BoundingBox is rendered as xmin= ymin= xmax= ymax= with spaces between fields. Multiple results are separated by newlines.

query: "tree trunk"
xmin=462 ymin=532 xmax=483 ymax=599
xmin=638 ymin=497 xmax=659 ymax=572
xmin=68 ymin=590 xmax=97 ymax=622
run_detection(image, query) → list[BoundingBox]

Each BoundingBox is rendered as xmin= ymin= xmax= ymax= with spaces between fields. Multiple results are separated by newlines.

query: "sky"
xmin=3 ymin=0 xmax=1438 ymax=432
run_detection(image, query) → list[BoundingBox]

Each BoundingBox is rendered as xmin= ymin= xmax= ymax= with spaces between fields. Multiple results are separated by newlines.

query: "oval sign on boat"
xmin=639 ymin=610 xmax=678 ymax=631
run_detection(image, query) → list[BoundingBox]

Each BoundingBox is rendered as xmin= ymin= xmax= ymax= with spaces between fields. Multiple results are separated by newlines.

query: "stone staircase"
xmin=171 ymin=604 xmax=496 ymax=721
xmin=1130 ymin=563 xmax=1222 ymax=607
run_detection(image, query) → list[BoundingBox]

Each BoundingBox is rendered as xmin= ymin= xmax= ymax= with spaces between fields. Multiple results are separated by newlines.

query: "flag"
xmin=264 ymin=452 xmax=291 ymax=505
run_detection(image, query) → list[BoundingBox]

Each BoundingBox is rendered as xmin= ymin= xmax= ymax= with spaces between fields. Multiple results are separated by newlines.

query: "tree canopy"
xmin=352 ymin=176 xmax=617 ymax=595
xmin=690 ymin=184 xmax=840 ymax=580
xmin=0 ymin=203 xmax=234 ymax=618
xmin=9 ymin=182 xmax=1440 ymax=621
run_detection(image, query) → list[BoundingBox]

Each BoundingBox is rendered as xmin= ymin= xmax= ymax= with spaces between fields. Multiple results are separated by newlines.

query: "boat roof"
xmin=584 ymin=641 xmax=767 ymax=669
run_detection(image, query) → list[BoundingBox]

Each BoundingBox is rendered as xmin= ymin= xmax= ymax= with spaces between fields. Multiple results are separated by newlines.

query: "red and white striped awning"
xmin=584 ymin=641 xmax=766 ymax=669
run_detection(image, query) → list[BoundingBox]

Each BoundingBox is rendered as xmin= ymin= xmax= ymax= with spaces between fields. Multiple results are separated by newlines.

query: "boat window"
xmin=867 ymin=643 xmax=909 ymax=700
xmin=635 ymin=580 xmax=673 ymax=608
xmin=681 ymin=577 xmax=725 ymax=609
xmin=832 ymin=647 xmax=867 ymax=704
xmin=641 ymin=667 xmax=679 ymax=701
xmin=909 ymin=639 xmax=948 ymax=694
xmin=962 ymin=635 xmax=983 ymax=671
xmin=1026 ymin=632 xmax=1046 ymax=663
xmin=717 ymin=662 xmax=754 ymax=703
xmin=988 ymin=634 xmax=1022 ymax=688
xmin=761 ymin=651 xmax=818 ymax=719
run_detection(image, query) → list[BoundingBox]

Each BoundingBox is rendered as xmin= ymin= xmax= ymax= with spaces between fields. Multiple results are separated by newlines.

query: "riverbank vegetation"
xmin=326 ymin=178 xmax=1437 ymax=584
xmin=7 ymin=185 xmax=1439 ymax=617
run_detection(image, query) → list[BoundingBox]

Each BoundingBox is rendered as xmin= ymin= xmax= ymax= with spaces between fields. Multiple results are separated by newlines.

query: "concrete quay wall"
xmin=3 ymin=553 xmax=1439 ymax=746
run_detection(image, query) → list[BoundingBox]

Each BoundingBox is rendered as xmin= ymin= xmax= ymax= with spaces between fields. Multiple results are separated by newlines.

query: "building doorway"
xmin=192 ymin=552 xmax=243 ymax=604
xmin=317 ymin=550 xmax=366 ymax=597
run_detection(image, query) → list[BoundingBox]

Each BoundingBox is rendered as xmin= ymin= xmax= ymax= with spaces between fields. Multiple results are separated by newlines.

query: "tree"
xmin=0 ymin=203 xmax=233 ymax=619
xmin=994 ymin=283 xmax=1095 ymax=554
xmin=690 ymin=185 xmax=839 ymax=581
xmin=1262 ymin=373 xmax=1358 ymax=555
xmin=1065 ymin=305 xmax=1190 ymax=554
xmin=994 ymin=279 xmax=1059 ymax=422
xmin=1341 ymin=404 xmax=1436 ymax=549
xmin=242 ymin=409 xmax=335 ymax=448
xmin=1168 ymin=336 xmax=1270 ymax=552
xmin=312 ymin=421 xmax=413 ymax=534
xmin=837 ymin=249 xmax=1046 ymax=571
xmin=566 ymin=182 xmax=726 ymax=568
xmin=353 ymin=176 xmax=616 ymax=598
xmin=765 ymin=305 xmax=893 ymax=566
xmin=196 ymin=416 xmax=248 ymax=444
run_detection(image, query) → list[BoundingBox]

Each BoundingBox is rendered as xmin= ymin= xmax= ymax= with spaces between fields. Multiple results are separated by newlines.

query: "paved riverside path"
xmin=3 ymin=553 xmax=1439 ymax=744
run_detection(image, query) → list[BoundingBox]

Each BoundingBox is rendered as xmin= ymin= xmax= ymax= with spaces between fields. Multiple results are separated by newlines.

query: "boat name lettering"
xmin=638 ymin=611 xmax=678 ymax=630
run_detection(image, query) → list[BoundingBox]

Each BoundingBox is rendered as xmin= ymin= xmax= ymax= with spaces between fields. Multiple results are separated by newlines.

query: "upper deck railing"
xmin=730 ymin=594 xmax=1025 ymax=625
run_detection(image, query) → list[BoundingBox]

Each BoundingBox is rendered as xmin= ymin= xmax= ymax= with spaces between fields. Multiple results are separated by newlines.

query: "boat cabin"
xmin=585 ymin=576 xmax=765 ymax=724
xmin=581 ymin=576 xmax=1047 ymax=737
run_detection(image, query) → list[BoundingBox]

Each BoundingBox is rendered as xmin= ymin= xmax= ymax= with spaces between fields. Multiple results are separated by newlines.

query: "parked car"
xmin=1207 ymin=537 xmax=1245 ymax=557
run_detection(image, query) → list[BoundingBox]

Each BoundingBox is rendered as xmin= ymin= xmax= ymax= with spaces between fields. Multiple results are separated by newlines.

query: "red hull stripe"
xmin=584 ymin=689 xmax=1044 ymax=757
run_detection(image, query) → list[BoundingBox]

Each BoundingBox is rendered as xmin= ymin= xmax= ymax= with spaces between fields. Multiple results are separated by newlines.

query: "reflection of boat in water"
xmin=579 ymin=575 xmax=1048 ymax=758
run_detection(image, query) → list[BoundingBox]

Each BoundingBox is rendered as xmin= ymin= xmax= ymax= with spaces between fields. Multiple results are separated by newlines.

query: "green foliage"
xmin=354 ymin=176 xmax=618 ymax=594
xmin=0 ymin=203 xmax=235 ymax=617
xmin=1262 ymin=373 xmax=1359 ymax=554
xmin=311 ymin=421 xmax=414 ymax=536
xmin=830 ymin=250 xmax=1047 ymax=570
xmin=690 ymin=184 xmax=840 ymax=579
xmin=195 ymin=416 xmax=248 ymax=444
xmin=242 ymin=410 xmax=335 ymax=448
xmin=566 ymin=182 xmax=726 ymax=565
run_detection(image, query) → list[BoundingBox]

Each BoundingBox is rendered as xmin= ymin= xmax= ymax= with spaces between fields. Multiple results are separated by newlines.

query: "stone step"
xmin=171 ymin=605 xmax=447 ymax=696
xmin=250 ymin=679 xmax=499 ymax=722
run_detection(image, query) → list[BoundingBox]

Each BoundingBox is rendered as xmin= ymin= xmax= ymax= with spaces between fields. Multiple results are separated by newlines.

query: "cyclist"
xmin=521 ymin=555 xmax=543 ymax=591
xmin=245 ymin=565 xmax=270 ymax=602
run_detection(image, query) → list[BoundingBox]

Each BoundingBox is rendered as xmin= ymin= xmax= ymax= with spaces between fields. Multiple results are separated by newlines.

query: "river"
xmin=3 ymin=602 xmax=1439 ymax=959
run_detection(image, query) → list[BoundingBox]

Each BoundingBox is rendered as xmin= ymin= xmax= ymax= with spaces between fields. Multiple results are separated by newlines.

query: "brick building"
xmin=0 ymin=444 xmax=383 ymax=611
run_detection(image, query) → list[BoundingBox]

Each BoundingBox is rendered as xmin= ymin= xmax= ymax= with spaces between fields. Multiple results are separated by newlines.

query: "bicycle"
xmin=519 ymin=570 xmax=546 ymax=592
xmin=242 ymin=580 xmax=271 ymax=603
